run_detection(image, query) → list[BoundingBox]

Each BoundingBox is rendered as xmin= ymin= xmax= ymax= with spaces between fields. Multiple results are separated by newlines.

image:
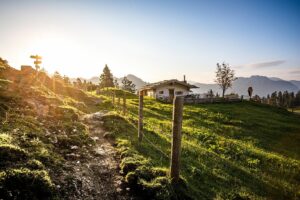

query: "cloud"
xmin=238 ymin=60 xmax=286 ymax=68
xmin=289 ymin=69 xmax=300 ymax=74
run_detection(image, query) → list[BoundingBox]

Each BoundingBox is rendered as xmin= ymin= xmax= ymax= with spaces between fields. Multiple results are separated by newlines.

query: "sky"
xmin=0 ymin=0 xmax=299 ymax=83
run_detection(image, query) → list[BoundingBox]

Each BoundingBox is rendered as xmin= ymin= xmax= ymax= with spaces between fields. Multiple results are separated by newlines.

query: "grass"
xmin=99 ymin=90 xmax=300 ymax=200
xmin=0 ymin=78 xmax=97 ymax=199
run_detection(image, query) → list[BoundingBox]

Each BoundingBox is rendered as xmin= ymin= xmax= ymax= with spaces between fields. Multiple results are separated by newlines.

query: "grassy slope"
xmin=0 ymin=67 xmax=100 ymax=199
xmin=100 ymin=91 xmax=300 ymax=199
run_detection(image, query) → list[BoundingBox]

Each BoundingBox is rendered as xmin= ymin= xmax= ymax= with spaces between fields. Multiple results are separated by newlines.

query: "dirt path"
xmin=60 ymin=112 xmax=133 ymax=200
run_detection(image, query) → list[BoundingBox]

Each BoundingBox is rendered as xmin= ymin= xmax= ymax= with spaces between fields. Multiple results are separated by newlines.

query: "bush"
xmin=0 ymin=168 xmax=54 ymax=200
xmin=120 ymin=154 xmax=149 ymax=174
xmin=0 ymin=144 xmax=28 ymax=167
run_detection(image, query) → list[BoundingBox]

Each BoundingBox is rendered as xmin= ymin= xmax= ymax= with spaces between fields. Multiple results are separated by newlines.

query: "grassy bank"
xmin=100 ymin=91 xmax=300 ymax=199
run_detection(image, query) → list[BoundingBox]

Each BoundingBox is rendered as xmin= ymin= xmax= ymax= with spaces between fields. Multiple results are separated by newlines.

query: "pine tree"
xmin=289 ymin=92 xmax=295 ymax=111
xmin=114 ymin=78 xmax=119 ymax=89
xmin=271 ymin=91 xmax=277 ymax=106
xmin=121 ymin=76 xmax=136 ymax=93
xmin=278 ymin=91 xmax=283 ymax=107
xmin=267 ymin=94 xmax=271 ymax=104
xmin=76 ymin=78 xmax=83 ymax=89
xmin=294 ymin=91 xmax=300 ymax=106
xmin=282 ymin=91 xmax=289 ymax=108
xmin=53 ymin=71 xmax=62 ymax=81
xmin=63 ymin=75 xmax=70 ymax=85
xmin=99 ymin=64 xmax=114 ymax=89
xmin=207 ymin=89 xmax=214 ymax=98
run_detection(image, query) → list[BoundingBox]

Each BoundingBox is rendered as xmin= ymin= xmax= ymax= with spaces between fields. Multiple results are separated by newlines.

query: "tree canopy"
xmin=121 ymin=76 xmax=136 ymax=93
xmin=99 ymin=64 xmax=114 ymax=88
xmin=215 ymin=63 xmax=237 ymax=97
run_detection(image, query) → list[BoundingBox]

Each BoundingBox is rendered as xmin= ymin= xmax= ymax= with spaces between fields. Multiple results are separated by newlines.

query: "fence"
xmin=184 ymin=96 xmax=242 ymax=104
xmin=106 ymin=91 xmax=184 ymax=183
xmin=105 ymin=91 xmax=244 ymax=183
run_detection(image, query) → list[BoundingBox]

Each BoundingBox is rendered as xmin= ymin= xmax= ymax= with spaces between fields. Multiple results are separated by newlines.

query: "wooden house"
xmin=140 ymin=76 xmax=198 ymax=101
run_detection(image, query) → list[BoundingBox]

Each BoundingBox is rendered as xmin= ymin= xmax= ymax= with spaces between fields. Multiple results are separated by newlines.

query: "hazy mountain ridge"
xmin=191 ymin=75 xmax=300 ymax=97
xmin=72 ymin=74 xmax=148 ymax=89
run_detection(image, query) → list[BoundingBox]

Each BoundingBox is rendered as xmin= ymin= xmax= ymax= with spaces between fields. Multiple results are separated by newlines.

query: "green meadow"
xmin=100 ymin=91 xmax=300 ymax=199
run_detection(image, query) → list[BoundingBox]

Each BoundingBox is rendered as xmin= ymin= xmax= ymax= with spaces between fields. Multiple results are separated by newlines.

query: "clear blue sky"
xmin=0 ymin=0 xmax=299 ymax=82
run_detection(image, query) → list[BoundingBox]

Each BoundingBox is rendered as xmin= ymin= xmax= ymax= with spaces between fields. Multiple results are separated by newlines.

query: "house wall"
xmin=154 ymin=84 xmax=189 ymax=99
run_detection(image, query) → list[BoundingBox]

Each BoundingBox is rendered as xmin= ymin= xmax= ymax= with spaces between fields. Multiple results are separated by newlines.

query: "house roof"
xmin=140 ymin=79 xmax=198 ymax=91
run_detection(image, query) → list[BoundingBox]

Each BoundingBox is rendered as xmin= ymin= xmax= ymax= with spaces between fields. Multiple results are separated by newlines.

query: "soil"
xmin=57 ymin=112 xmax=134 ymax=200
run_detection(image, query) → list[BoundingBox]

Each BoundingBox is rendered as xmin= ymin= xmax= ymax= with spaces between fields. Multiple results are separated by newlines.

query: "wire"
xmin=143 ymin=134 xmax=170 ymax=159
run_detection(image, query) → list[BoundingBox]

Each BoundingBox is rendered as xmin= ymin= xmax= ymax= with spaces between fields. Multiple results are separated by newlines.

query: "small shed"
xmin=140 ymin=77 xmax=198 ymax=101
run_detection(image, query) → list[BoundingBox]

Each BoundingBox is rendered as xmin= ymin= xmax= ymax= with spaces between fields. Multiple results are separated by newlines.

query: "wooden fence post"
xmin=123 ymin=92 xmax=127 ymax=115
xmin=112 ymin=90 xmax=115 ymax=105
xmin=138 ymin=92 xmax=143 ymax=142
xmin=170 ymin=96 xmax=184 ymax=183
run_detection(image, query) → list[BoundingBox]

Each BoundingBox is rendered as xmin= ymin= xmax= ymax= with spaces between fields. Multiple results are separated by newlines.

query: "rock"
xmin=116 ymin=188 xmax=122 ymax=193
xmin=103 ymin=132 xmax=114 ymax=139
xmin=71 ymin=145 xmax=79 ymax=150
xmin=94 ymin=147 xmax=105 ymax=156
xmin=91 ymin=136 xmax=99 ymax=141
xmin=66 ymin=153 xmax=80 ymax=160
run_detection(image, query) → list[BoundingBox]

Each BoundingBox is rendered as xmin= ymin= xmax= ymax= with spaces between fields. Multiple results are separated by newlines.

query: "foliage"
xmin=100 ymin=93 xmax=300 ymax=199
xmin=121 ymin=76 xmax=136 ymax=93
xmin=215 ymin=62 xmax=237 ymax=97
xmin=99 ymin=64 xmax=114 ymax=88
xmin=248 ymin=86 xmax=253 ymax=99
xmin=0 ymin=168 xmax=54 ymax=200
xmin=102 ymin=114 xmax=188 ymax=199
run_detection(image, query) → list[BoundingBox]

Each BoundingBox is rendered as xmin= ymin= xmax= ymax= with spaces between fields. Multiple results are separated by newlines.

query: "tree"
xmin=294 ymin=91 xmax=300 ymax=107
xmin=267 ymin=94 xmax=271 ymax=104
xmin=0 ymin=57 xmax=8 ymax=70
xmin=114 ymin=78 xmax=119 ymax=89
xmin=121 ymin=76 xmax=136 ymax=93
xmin=270 ymin=91 xmax=277 ymax=106
xmin=282 ymin=91 xmax=289 ymax=108
xmin=207 ymin=89 xmax=214 ymax=98
xmin=215 ymin=62 xmax=237 ymax=97
xmin=278 ymin=91 xmax=283 ymax=107
xmin=53 ymin=71 xmax=62 ymax=81
xmin=253 ymin=95 xmax=261 ymax=102
xmin=99 ymin=64 xmax=114 ymax=88
xmin=63 ymin=75 xmax=71 ymax=85
xmin=289 ymin=92 xmax=295 ymax=111
xmin=76 ymin=78 xmax=83 ymax=89
xmin=248 ymin=87 xmax=253 ymax=100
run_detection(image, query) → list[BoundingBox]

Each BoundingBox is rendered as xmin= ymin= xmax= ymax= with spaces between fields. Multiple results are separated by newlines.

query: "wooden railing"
xmin=183 ymin=97 xmax=242 ymax=104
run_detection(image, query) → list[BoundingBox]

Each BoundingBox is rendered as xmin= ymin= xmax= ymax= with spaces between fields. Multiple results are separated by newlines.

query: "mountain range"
xmin=74 ymin=75 xmax=300 ymax=97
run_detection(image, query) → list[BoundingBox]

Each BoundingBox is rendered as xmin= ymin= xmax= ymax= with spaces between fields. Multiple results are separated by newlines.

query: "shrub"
xmin=0 ymin=144 xmax=28 ymax=167
xmin=0 ymin=168 xmax=54 ymax=200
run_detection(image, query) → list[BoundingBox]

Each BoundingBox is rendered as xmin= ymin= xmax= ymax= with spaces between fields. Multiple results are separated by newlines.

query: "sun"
xmin=23 ymin=34 xmax=84 ymax=76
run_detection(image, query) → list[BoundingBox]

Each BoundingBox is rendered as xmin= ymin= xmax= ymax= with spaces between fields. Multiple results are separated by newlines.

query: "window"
xmin=159 ymin=91 xmax=164 ymax=94
xmin=176 ymin=91 xmax=183 ymax=95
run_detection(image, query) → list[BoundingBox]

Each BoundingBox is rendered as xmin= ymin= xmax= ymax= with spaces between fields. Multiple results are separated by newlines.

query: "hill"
xmin=1 ymin=60 xmax=299 ymax=199
xmin=115 ymin=74 xmax=148 ymax=89
xmin=0 ymin=63 xmax=130 ymax=199
xmin=191 ymin=75 xmax=299 ymax=96
xmin=96 ymin=90 xmax=300 ymax=199
xmin=72 ymin=74 xmax=147 ymax=90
